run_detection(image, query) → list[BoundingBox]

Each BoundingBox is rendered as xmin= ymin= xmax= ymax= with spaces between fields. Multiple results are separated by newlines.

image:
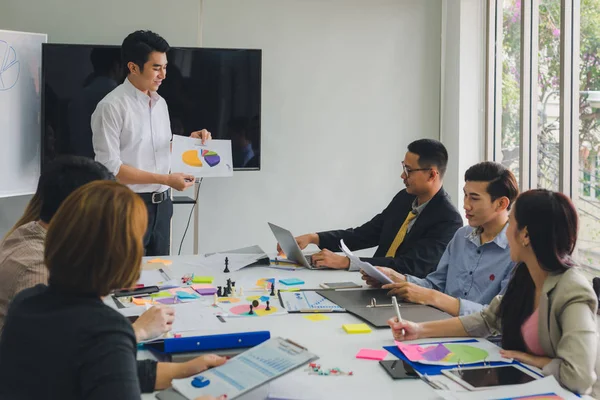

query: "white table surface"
xmin=129 ymin=255 xmax=478 ymax=400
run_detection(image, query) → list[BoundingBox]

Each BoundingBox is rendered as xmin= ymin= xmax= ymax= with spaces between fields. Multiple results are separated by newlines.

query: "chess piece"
xmin=266 ymin=300 xmax=271 ymax=311
xmin=248 ymin=304 xmax=254 ymax=315
xmin=270 ymin=282 xmax=276 ymax=297
xmin=239 ymin=286 xmax=244 ymax=296
xmin=232 ymin=281 xmax=236 ymax=287
xmin=224 ymin=257 xmax=230 ymax=273
xmin=213 ymin=293 xmax=218 ymax=306
xmin=217 ymin=286 xmax=222 ymax=297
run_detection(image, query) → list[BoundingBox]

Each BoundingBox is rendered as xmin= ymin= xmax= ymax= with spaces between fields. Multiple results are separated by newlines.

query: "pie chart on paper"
xmin=182 ymin=149 xmax=221 ymax=168
xmin=0 ymin=41 xmax=20 ymax=91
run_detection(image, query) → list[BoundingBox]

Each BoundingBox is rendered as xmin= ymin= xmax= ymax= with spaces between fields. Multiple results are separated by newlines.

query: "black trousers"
xmin=139 ymin=192 xmax=173 ymax=257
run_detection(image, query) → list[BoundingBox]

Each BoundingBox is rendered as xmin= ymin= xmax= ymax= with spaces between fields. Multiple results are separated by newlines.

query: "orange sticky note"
xmin=132 ymin=297 xmax=151 ymax=306
xmin=147 ymin=258 xmax=173 ymax=265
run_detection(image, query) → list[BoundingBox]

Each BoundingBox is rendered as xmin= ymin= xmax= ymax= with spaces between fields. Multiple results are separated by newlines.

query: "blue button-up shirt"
xmin=406 ymin=224 xmax=515 ymax=315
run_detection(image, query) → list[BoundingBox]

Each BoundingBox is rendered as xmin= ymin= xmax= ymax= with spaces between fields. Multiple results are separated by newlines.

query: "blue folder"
xmin=145 ymin=331 xmax=271 ymax=354
xmin=383 ymin=339 xmax=543 ymax=377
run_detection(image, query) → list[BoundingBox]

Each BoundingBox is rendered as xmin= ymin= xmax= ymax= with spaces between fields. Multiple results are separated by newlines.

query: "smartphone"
xmin=379 ymin=360 xmax=419 ymax=380
xmin=319 ymin=282 xmax=362 ymax=289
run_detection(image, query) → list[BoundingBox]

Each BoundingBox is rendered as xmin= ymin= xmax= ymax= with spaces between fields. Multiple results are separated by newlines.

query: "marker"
xmin=391 ymin=296 xmax=405 ymax=336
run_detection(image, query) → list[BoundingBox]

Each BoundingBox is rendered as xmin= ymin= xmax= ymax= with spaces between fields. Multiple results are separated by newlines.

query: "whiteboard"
xmin=0 ymin=30 xmax=47 ymax=198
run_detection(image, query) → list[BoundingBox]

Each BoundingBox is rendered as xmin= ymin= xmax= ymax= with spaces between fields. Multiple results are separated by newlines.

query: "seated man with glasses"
xmin=277 ymin=139 xmax=463 ymax=278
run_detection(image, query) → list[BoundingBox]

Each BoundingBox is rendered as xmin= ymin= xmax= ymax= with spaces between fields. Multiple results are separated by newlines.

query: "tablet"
xmin=441 ymin=364 xmax=540 ymax=391
xmin=171 ymin=337 xmax=318 ymax=399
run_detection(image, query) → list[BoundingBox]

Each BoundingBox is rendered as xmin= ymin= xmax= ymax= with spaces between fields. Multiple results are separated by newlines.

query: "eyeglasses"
xmin=402 ymin=161 xmax=432 ymax=176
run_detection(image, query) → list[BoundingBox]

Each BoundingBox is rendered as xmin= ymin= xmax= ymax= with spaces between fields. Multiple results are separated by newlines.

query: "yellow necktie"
xmin=385 ymin=212 xmax=418 ymax=257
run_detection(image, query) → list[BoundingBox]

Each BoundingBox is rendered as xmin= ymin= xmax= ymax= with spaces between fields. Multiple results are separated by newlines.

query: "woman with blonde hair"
xmin=0 ymin=181 xmax=225 ymax=400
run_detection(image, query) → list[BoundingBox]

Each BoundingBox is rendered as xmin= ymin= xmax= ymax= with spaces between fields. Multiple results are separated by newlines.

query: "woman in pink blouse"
xmin=389 ymin=189 xmax=599 ymax=397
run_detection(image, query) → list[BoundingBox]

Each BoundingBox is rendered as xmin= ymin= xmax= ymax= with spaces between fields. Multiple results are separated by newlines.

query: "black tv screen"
xmin=42 ymin=44 xmax=262 ymax=170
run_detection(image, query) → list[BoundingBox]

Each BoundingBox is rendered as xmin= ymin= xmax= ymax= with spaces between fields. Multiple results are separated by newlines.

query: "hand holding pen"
xmin=387 ymin=296 xmax=422 ymax=341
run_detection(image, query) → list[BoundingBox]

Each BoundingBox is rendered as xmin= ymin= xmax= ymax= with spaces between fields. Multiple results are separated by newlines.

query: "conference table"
xmin=126 ymin=255 xmax=515 ymax=400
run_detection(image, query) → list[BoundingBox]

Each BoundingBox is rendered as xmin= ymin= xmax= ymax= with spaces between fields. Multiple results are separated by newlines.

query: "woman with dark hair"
xmin=388 ymin=189 xmax=599 ymax=396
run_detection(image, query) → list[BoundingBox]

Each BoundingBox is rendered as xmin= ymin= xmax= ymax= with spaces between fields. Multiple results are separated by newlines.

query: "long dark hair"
xmin=498 ymin=189 xmax=578 ymax=351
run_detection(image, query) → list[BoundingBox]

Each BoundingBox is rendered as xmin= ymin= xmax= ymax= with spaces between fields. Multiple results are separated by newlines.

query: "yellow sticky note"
xmin=147 ymin=258 xmax=173 ymax=265
xmin=304 ymin=314 xmax=330 ymax=322
xmin=342 ymin=323 xmax=372 ymax=334
xmin=151 ymin=291 xmax=172 ymax=298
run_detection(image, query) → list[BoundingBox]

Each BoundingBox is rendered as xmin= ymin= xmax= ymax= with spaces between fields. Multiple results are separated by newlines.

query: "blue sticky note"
xmin=175 ymin=290 xmax=199 ymax=299
xmin=279 ymin=278 xmax=305 ymax=286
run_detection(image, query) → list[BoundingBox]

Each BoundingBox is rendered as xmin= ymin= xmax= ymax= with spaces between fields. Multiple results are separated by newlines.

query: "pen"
xmin=392 ymin=296 xmax=405 ymax=336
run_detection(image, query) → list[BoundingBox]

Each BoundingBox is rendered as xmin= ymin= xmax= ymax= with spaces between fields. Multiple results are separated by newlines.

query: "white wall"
xmin=440 ymin=0 xmax=487 ymax=212
xmin=0 ymin=0 xmax=443 ymax=255
xmin=196 ymin=0 xmax=442 ymax=253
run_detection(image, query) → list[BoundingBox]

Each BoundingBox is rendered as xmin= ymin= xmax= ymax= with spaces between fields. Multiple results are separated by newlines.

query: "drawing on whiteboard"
xmin=0 ymin=40 xmax=20 ymax=91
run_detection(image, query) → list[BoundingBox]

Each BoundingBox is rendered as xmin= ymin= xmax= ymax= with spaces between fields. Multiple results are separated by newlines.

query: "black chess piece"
xmin=231 ymin=281 xmax=236 ymax=287
xmin=217 ymin=286 xmax=222 ymax=297
xmin=270 ymin=282 xmax=276 ymax=297
xmin=265 ymin=300 xmax=271 ymax=311
xmin=248 ymin=305 xmax=254 ymax=315
xmin=224 ymin=257 xmax=230 ymax=273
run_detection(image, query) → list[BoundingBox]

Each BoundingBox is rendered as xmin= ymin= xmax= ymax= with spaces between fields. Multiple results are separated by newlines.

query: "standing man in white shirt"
xmin=92 ymin=30 xmax=211 ymax=256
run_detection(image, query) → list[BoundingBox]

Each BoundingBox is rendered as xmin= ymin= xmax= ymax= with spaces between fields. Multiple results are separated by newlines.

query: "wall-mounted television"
xmin=42 ymin=44 xmax=262 ymax=171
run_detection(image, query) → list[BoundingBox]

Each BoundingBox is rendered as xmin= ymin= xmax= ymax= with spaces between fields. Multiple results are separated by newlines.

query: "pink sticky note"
xmin=356 ymin=348 xmax=388 ymax=361
xmin=395 ymin=341 xmax=428 ymax=361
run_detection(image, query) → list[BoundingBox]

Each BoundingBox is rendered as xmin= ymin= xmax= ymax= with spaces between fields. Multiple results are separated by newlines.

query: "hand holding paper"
xmin=340 ymin=240 xmax=392 ymax=284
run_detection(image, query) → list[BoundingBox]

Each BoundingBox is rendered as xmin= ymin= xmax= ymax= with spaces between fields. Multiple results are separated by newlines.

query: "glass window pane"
xmin=537 ymin=0 xmax=561 ymax=191
xmin=500 ymin=0 xmax=522 ymax=182
xmin=575 ymin=0 xmax=600 ymax=269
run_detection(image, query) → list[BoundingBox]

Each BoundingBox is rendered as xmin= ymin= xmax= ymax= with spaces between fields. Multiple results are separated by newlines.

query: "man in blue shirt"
xmin=363 ymin=161 xmax=518 ymax=316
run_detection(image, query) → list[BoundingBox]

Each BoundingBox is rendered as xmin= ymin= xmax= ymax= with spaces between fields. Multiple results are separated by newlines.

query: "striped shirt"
xmin=0 ymin=222 xmax=47 ymax=332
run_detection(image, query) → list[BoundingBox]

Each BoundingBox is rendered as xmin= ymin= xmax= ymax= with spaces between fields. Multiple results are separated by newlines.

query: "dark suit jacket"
xmin=317 ymin=188 xmax=462 ymax=278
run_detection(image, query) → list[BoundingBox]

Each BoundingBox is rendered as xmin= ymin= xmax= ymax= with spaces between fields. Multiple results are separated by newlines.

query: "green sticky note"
xmin=192 ymin=276 xmax=214 ymax=284
xmin=151 ymin=291 xmax=172 ymax=298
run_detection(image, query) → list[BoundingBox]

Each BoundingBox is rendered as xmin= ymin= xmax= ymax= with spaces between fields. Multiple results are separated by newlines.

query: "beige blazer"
xmin=459 ymin=268 xmax=599 ymax=398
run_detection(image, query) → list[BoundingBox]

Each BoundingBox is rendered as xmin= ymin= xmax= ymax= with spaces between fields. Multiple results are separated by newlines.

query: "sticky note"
xmin=192 ymin=276 xmax=213 ymax=284
xmin=147 ymin=258 xmax=173 ymax=265
xmin=151 ymin=291 xmax=173 ymax=298
xmin=304 ymin=314 xmax=330 ymax=322
xmin=174 ymin=290 xmax=200 ymax=300
xmin=356 ymin=349 xmax=388 ymax=360
xmin=342 ymin=323 xmax=372 ymax=334
xmin=279 ymin=278 xmax=305 ymax=286
xmin=191 ymin=284 xmax=218 ymax=295
xmin=395 ymin=341 xmax=427 ymax=361
xmin=132 ymin=297 xmax=151 ymax=306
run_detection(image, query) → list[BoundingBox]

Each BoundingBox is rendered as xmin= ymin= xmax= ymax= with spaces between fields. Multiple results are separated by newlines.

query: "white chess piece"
xmin=213 ymin=293 xmax=218 ymax=306
xmin=239 ymin=287 xmax=244 ymax=296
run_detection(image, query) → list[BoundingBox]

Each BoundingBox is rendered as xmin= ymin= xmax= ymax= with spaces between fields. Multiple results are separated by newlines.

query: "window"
xmin=499 ymin=0 xmax=522 ymax=182
xmin=537 ymin=0 xmax=561 ymax=191
xmin=575 ymin=0 xmax=600 ymax=268
xmin=488 ymin=0 xmax=600 ymax=273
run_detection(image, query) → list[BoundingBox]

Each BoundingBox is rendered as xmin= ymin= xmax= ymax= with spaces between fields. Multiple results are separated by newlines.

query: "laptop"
xmin=268 ymin=222 xmax=328 ymax=269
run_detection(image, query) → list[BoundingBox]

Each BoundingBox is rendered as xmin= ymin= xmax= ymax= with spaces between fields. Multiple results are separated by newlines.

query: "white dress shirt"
xmin=92 ymin=78 xmax=171 ymax=193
